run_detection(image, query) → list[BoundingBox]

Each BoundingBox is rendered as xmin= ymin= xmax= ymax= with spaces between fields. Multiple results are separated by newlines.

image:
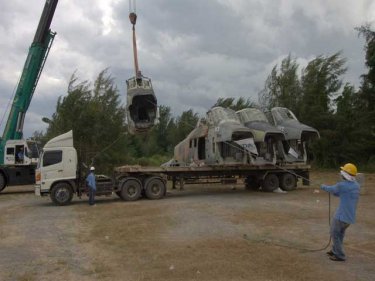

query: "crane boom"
xmin=0 ymin=0 xmax=58 ymax=165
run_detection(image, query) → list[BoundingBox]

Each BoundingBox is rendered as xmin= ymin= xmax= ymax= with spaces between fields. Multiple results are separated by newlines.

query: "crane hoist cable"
xmin=129 ymin=0 xmax=140 ymax=78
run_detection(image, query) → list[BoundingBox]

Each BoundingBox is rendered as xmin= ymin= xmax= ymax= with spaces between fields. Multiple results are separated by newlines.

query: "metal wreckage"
xmin=126 ymin=1 xmax=158 ymax=134
xmin=167 ymin=106 xmax=319 ymax=167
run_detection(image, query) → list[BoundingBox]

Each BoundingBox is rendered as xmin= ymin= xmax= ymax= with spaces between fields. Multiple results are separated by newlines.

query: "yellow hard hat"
xmin=340 ymin=163 xmax=357 ymax=176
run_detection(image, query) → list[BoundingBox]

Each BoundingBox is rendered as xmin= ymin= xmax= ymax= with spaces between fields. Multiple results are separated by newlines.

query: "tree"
xmin=299 ymin=52 xmax=347 ymax=129
xmin=174 ymin=110 xmax=199 ymax=144
xmin=44 ymin=70 xmax=128 ymax=173
xmin=258 ymin=54 xmax=301 ymax=114
xmin=213 ymin=97 xmax=257 ymax=111
xmin=354 ymin=25 xmax=375 ymax=167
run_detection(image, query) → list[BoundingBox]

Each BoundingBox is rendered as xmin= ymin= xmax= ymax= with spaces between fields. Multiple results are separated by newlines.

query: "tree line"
xmin=34 ymin=25 xmax=375 ymax=173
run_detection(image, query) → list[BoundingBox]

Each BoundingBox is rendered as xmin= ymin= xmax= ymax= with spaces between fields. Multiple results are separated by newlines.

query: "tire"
xmin=120 ymin=178 xmax=142 ymax=201
xmin=280 ymin=173 xmax=297 ymax=191
xmin=262 ymin=173 xmax=279 ymax=192
xmin=144 ymin=177 xmax=166 ymax=200
xmin=50 ymin=182 xmax=73 ymax=206
xmin=0 ymin=173 xmax=6 ymax=192
xmin=245 ymin=175 xmax=260 ymax=190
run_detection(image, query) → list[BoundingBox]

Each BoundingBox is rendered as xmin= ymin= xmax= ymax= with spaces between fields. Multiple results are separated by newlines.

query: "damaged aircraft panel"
xmin=236 ymin=108 xmax=286 ymax=164
xmin=172 ymin=107 xmax=257 ymax=167
xmin=266 ymin=107 xmax=320 ymax=163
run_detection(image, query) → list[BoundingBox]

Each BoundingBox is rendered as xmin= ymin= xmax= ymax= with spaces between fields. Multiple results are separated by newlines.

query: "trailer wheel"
xmin=0 ymin=173 xmax=6 ymax=192
xmin=50 ymin=182 xmax=73 ymax=206
xmin=262 ymin=174 xmax=279 ymax=192
xmin=144 ymin=177 xmax=166 ymax=200
xmin=280 ymin=173 xmax=297 ymax=191
xmin=245 ymin=175 xmax=260 ymax=190
xmin=120 ymin=178 xmax=142 ymax=201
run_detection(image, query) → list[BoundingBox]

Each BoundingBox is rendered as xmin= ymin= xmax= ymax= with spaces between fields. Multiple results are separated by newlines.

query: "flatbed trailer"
xmin=35 ymin=131 xmax=310 ymax=206
xmin=111 ymin=163 xmax=310 ymax=200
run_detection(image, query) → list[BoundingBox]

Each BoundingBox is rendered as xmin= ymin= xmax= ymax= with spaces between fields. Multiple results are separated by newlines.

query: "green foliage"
xmin=258 ymin=54 xmax=301 ymax=114
xmin=299 ymin=52 xmax=347 ymax=129
xmin=214 ymin=97 xmax=257 ymax=111
xmin=44 ymin=70 xmax=127 ymax=173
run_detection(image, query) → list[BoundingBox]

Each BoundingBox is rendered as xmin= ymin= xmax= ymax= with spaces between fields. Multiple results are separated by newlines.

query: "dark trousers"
xmin=89 ymin=188 xmax=96 ymax=205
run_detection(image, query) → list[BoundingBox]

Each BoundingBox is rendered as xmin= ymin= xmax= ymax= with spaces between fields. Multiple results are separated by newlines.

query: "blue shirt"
xmin=321 ymin=180 xmax=360 ymax=224
xmin=86 ymin=172 xmax=96 ymax=190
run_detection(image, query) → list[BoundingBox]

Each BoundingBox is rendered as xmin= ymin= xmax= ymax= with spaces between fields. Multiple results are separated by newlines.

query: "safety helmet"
xmin=340 ymin=163 xmax=357 ymax=176
xmin=90 ymin=166 xmax=95 ymax=171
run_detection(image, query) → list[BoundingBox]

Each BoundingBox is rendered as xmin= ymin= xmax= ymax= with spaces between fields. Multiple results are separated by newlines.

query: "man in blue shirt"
xmin=17 ymin=147 xmax=25 ymax=163
xmin=86 ymin=166 xmax=96 ymax=206
xmin=321 ymin=163 xmax=360 ymax=261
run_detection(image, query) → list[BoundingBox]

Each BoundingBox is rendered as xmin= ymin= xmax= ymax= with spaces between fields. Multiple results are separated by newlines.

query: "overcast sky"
xmin=0 ymin=0 xmax=374 ymax=138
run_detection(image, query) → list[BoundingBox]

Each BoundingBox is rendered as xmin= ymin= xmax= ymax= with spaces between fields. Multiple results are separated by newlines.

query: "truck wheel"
xmin=280 ymin=173 xmax=297 ymax=191
xmin=0 ymin=173 xmax=6 ymax=192
xmin=245 ymin=175 xmax=260 ymax=190
xmin=120 ymin=178 xmax=141 ymax=201
xmin=144 ymin=177 xmax=166 ymax=200
xmin=50 ymin=182 xmax=73 ymax=206
xmin=262 ymin=174 xmax=279 ymax=192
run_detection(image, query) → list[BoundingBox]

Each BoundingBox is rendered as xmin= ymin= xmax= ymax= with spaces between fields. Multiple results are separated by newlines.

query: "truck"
xmin=0 ymin=0 xmax=59 ymax=192
xmin=35 ymin=130 xmax=311 ymax=206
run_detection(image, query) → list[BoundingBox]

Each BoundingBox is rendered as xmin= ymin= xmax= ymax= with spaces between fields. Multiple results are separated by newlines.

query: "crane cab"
xmin=126 ymin=75 xmax=158 ymax=134
xmin=4 ymin=139 xmax=40 ymax=166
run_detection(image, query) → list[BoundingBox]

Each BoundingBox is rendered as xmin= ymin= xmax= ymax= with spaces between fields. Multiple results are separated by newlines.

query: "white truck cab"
xmin=35 ymin=130 xmax=78 ymax=204
xmin=4 ymin=139 xmax=40 ymax=166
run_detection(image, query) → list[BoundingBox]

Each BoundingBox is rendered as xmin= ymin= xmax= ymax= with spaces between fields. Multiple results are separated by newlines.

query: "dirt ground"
xmin=0 ymin=170 xmax=374 ymax=281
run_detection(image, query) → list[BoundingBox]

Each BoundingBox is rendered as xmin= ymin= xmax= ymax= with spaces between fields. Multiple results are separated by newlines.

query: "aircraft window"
xmin=273 ymin=108 xmax=298 ymax=124
xmin=264 ymin=112 xmax=274 ymax=125
xmin=6 ymin=147 xmax=15 ymax=155
xmin=240 ymin=109 xmax=268 ymax=123
xmin=211 ymin=107 xmax=239 ymax=125
xmin=43 ymin=150 xmax=62 ymax=167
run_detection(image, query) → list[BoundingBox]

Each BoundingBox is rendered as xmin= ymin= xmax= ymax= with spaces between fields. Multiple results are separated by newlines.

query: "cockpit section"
xmin=126 ymin=76 xmax=158 ymax=134
xmin=267 ymin=107 xmax=320 ymax=163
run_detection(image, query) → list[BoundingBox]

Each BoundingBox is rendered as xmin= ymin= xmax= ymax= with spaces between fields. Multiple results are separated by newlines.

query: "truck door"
xmin=40 ymin=150 xmax=63 ymax=189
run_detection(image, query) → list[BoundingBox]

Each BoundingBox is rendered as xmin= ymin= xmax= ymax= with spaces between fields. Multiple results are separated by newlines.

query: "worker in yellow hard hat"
xmin=320 ymin=163 xmax=360 ymax=261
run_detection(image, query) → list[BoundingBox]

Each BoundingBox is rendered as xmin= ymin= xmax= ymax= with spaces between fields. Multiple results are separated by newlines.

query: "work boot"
xmin=326 ymin=251 xmax=334 ymax=257
xmin=329 ymin=255 xmax=345 ymax=262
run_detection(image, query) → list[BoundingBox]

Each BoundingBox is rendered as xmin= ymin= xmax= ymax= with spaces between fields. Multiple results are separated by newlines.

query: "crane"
xmin=126 ymin=0 xmax=158 ymax=134
xmin=0 ymin=0 xmax=59 ymax=192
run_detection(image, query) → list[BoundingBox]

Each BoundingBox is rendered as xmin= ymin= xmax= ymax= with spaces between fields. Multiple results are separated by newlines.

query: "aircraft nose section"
xmin=127 ymin=91 xmax=157 ymax=134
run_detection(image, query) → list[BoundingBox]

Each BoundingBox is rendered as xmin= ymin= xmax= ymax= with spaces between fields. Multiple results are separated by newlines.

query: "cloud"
xmin=0 ymin=0 xmax=373 ymax=138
